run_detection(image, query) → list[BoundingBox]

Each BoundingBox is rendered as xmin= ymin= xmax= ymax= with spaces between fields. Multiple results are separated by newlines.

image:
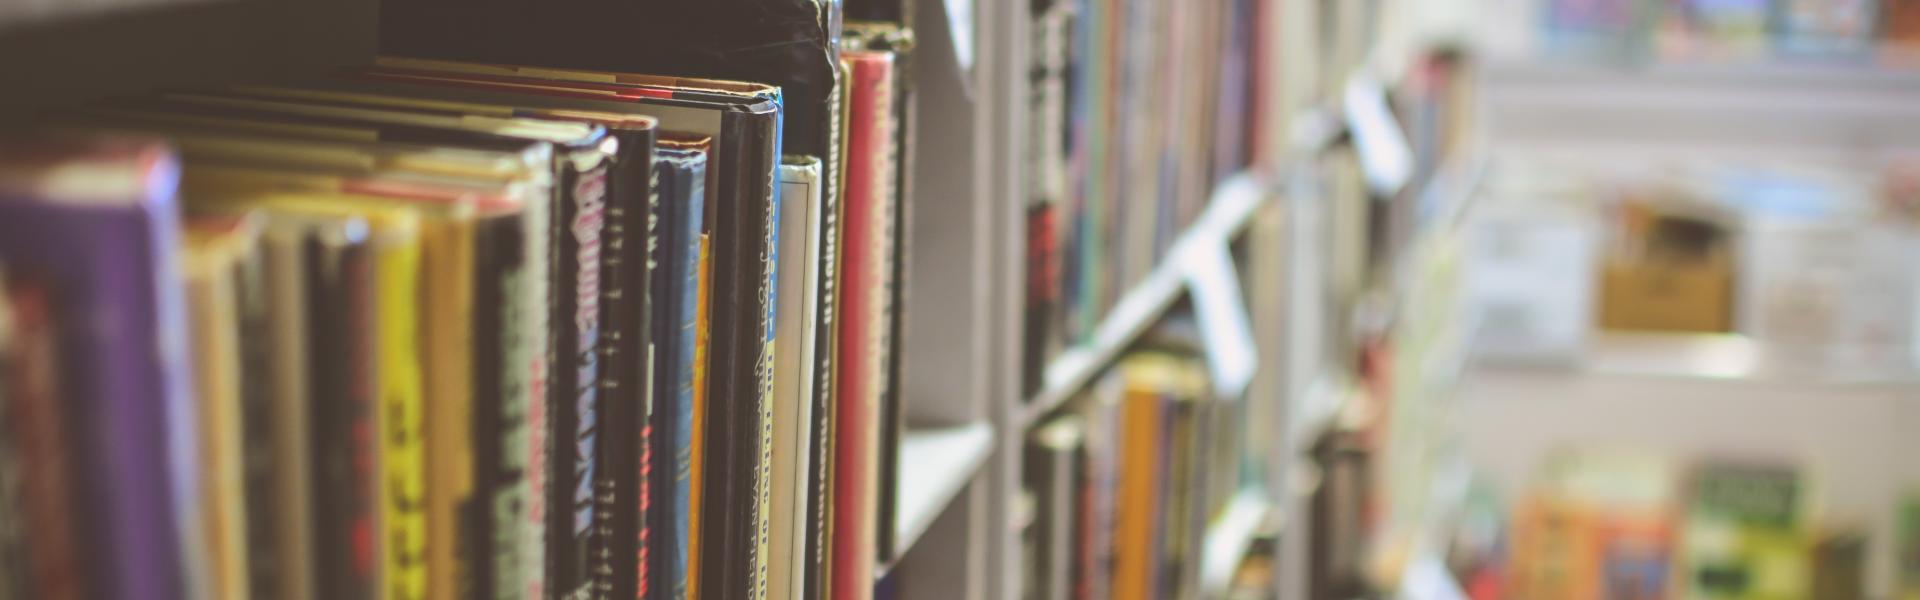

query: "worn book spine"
xmin=650 ymin=141 xmax=709 ymax=600
xmin=0 ymin=273 xmax=82 ymax=600
xmin=803 ymin=57 xmax=854 ymax=600
xmin=698 ymin=109 xmax=781 ymax=600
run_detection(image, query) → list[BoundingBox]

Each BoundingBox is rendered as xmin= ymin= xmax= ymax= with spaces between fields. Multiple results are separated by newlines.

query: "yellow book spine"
xmin=377 ymin=219 xmax=429 ymax=600
xmin=687 ymin=233 xmax=713 ymax=600
xmin=1114 ymin=388 xmax=1163 ymax=600
xmin=423 ymin=220 xmax=477 ymax=600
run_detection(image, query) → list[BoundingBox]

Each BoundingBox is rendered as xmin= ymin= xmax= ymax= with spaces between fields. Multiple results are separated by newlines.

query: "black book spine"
xmin=233 ymin=236 xmax=282 ymax=600
xmin=699 ymin=109 xmax=781 ymax=600
xmin=801 ymin=69 xmax=848 ymax=600
xmin=552 ymin=152 xmax=612 ymax=600
xmin=596 ymin=129 xmax=658 ymax=600
xmin=305 ymin=226 xmax=376 ymax=600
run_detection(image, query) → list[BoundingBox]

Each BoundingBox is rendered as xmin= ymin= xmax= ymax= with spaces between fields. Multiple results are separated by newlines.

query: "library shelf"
xmin=1020 ymin=172 xmax=1270 ymax=427
xmin=1197 ymin=491 xmax=1274 ymax=598
xmin=881 ymin=420 xmax=996 ymax=577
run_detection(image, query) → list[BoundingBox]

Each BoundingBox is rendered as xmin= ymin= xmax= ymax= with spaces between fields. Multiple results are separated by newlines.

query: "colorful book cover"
xmin=0 ymin=137 xmax=194 ymax=600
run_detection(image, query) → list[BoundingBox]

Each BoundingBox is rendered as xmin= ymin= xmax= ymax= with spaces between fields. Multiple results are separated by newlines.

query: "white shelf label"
xmin=1182 ymin=238 xmax=1258 ymax=398
xmin=1344 ymin=74 xmax=1414 ymax=199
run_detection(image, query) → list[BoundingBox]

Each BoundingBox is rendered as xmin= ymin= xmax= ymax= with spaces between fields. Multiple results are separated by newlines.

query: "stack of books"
xmin=0 ymin=1 xmax=920 ymax=598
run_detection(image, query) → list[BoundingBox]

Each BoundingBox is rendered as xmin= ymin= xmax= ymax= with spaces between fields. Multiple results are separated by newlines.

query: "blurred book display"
xmin=1541 ymin=0 xmax=1920 ymax=63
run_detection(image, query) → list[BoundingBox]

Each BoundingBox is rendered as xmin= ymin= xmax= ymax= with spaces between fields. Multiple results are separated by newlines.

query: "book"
xmin=179 ymin=213 xmax=267 ymax=600
xmin=832 ymin=47 xmax=898 ymax=600
xmin=689 ymin=233 xmax=715 ymax=600
xmin=1678 ymin=461 xmax=1810 ymax=600
xmin=0 ymin=137 xmax=195 ymax=600
xmin=805 ymin=54 xmax=858 ymax=600
xmin=0 ymin=268 xmax=82 ymax=600
xmin=1024 ymin=415 xmax=1087 ymax=600
xmin=772 ymin=156 xmax=824 ymax=600
xmin=652 ymin=137 xmax=711 ymax=600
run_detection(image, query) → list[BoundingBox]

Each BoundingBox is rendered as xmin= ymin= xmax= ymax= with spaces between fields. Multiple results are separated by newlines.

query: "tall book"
xmin=1106 ymin=353 xmax=1209 ymax=600
xmin=688 ymin=233 xmax=715 ymax=600
xmin=179 ymin=214 xmax=267 ymax=600
xmin=773 ymin=157 xmax=824 ymax=600
xmin=832 ymin=48 xmax=898 ymax=600
xmin=0 ymin=138 xmax=195 ymax=600
xmin=651 ymin=137 xmax=711 ymax=600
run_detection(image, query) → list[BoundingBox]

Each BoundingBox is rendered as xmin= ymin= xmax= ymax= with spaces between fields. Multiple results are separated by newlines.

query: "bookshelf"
xmin=0 ymin=0 xmax=1493 ymax=598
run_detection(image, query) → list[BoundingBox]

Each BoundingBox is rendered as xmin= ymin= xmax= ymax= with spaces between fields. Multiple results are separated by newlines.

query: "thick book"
xmin=772 ymin=156 xmax=824 ymax=600
xmin=651 ymin=137 xmax=711 ymax=600
xmin=832 ymin=48 xmax=899 ymax=600
xmin=338 ymin=60 xmax=788 ymax=600
xmin=179 ymin=213 xmax=267 ymax=600
xmin=0 ymin=269 xmax=82 ymax=600
xmin=0 ymin=138 xmax=195 ymax=600
xmin=842 ymin=22 xmax=916 ymax=566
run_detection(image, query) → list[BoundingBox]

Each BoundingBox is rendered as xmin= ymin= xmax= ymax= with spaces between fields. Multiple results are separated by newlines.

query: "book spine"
xmin=471 ymin=202 xmax=544 ymax=600
xmin=654 ymin=147 xmax=709 ymax=600
xmin=1 ymin=275 xmax=82 ymax=600
xmin=422 ymin=217 xmax=477 ymax=600
xmin=687 ymin=234 xmax=714 ymax=600
xmin=552 ymin=156 xmax=609 ymax=600
xmin=803 ymin=58 xmax=853 ymax=600
xmin=772 ymin=160 xmax=823 ymax=600
xmin=831 ymin=50 xmax=896 ymax=600
xmin=1112 ymin=386 xmax=1163 ymax=600
xmin=376 ymin=222 xmax=429 ymax=600
xmin=700 ymin=111 xmax=781 ymax=600
xmin=232 ymin=231 xmax=283 ymax=600
xmin=302 ymin=225 xmax=376 ymax=600
xmin=872 ymin=50 xmax=907 ymax=567
xmin=261 ymin=225 xmax=318 ymax=600
xmin=180 ymin=223 xmax=258 ymax=600
xmin=599 ymin=131 xmax=658 ymax=600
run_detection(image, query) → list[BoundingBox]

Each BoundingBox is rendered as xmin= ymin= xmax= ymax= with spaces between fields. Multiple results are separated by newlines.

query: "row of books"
xmin=1019 ymin=339 xmax=1248 ymax=600
xmin=1544 ymin=0 xmax=1920 ymax=62
xmin=0 ymin=23 xmax=915 ymax=600
xmin=1020 ymin=0 xmax=1264 ymax=395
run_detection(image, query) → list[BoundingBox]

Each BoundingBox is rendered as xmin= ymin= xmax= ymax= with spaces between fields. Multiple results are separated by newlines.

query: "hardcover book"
xmin=0 ymin=137 xmax=195 ymax=600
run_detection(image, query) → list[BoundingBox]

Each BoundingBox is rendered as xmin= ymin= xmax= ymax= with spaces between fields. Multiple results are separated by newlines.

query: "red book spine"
xmin=831 ymin=50 xmax=896 ymax=600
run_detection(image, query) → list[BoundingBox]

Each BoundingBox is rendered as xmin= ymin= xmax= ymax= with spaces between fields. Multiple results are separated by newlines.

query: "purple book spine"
xmin=0 ymin=152 xmax=193 ymax=600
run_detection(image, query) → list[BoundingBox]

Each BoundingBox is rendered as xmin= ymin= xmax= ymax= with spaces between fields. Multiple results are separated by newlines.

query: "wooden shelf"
xmin=880 ymin=421 xmax=995 ymax=577
xmin=1020 ymin=173 xmax=1269 ymax=427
